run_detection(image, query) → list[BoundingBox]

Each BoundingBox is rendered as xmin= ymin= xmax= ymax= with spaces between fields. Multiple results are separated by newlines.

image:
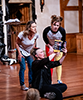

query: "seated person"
xmin=30 ymin=47 xmax=67 ymax=100
xmin=25 ymin=88 xmax=40 ymax=100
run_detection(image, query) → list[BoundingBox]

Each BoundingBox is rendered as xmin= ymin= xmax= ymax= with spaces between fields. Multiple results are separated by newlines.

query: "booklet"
xmin=54 ymin=40 xmax=63 ymax=52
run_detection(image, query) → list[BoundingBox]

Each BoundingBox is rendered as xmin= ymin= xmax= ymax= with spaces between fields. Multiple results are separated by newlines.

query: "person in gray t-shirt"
xmin=43 ymin=15 xmax=66 ymax=84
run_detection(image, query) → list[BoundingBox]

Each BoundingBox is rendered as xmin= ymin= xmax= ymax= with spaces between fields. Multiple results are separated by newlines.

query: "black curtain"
xmin=31 ymin=0 xmax=37 ymax=21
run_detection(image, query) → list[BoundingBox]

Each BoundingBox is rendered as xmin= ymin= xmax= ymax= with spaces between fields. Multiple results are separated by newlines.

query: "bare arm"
xmin=49 ymin=53 xmax=56 ymax=61
xmin=46 ymin=44 xmax=54 ymax=54
xmin=46 ymin=48 xmax=67 ymax=69
xmin=33 ymin=39 xmax=37 ymax=48
xmin=15 ymin=37 xmax=24 ymax=62
xmin=46 ymin=44 xmax=57 ymax=60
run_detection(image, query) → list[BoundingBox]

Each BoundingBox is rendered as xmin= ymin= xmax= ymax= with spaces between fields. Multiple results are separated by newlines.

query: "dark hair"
xmin=51 ymin=15 xmax=63 ymax=25
xmin=23 ymin=20 xmax=36 ymax=37
xmin=30 ymin=47 xmax=40 ymax=59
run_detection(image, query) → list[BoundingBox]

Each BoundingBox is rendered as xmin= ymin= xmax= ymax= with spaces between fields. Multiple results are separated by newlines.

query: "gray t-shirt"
xmin=47 ymin=30 xmax=62 ymax=47
xmin=18 ymin=31 xmax=39 ymax=56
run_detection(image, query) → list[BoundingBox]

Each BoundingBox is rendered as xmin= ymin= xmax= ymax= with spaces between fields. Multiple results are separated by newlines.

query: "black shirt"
xmin=32 ymin=57 xmax=61 ymax=90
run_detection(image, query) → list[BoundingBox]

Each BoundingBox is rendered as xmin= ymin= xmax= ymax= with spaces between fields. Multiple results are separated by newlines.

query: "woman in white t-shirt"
xmin=15 ymin=21 xmax=39 ymax=91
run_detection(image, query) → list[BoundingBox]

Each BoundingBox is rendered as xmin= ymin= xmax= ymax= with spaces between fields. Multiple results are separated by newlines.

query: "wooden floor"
xmin=0 ymin=53 xmax=83 ymax=100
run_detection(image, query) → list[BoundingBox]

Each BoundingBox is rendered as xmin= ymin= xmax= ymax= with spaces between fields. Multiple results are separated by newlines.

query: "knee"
xmin=65 ymin=84 xmax=67 ymax=90
xmin=64 ymin=84 xmax=67 ymax=91
xmin=28 ymin=63 xmax=32 ymax=69
xmin=22 ymin=67 xmax=26 ymax=71
xmin=20 ymin=65 xmax=26 ymax=71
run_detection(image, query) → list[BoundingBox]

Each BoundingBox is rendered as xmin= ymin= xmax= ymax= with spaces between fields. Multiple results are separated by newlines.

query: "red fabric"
xmin=45 ymin=45 xmax=54 ymax=77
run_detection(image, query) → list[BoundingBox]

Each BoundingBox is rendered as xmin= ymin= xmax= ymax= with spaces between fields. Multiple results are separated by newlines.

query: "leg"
xmin=55 ymin=52 xmax=63 ymax=82
xmin=56 ymin=65 xmax=62 ymax=81
xmin=26 ymin=56 xmax=33 ymax=85
xmin=19 ymin=57 xmax=26 ymax=86
xmin=19 ymin=57 xmax=29 ymax=91
xmin=51 ymin=83 xmax=67 ymax=93
xmin=40 ymin=83 xmax=67 ymax=100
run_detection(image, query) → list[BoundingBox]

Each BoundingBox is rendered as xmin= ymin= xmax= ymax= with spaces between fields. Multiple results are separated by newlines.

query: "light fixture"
xmin=40 ymin=0 xmax=44 ymax=12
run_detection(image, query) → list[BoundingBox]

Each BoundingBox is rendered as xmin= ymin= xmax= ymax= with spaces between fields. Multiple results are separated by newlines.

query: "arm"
xmin=46 ymin=44 xmax=54 ymax=54
xmin=48 ymin=52 xmax=56 ymax=60
xmin=59 ymin=27 xmax=66 ymax=48
xmin=32 ymin=51 xmax=57 ymax=71
xmin=15 ymin=37 xmax=24 ymax=62
xmin=43 ymin=26 xmax=55 ymax=55
xmin=47 ymin=48 xmax=67 ymax=68
xmin=32 ymin=57 xmax=49 ymax=71
xmin=43 ymin=26 xmax=51 ymax=44
xmin=33 ymin=33 xmax=39 ymax=47
xmin=33 ymin=39 xmax=37 ymax=48
xmin=60 ymin=27 xmax=66 ymax=42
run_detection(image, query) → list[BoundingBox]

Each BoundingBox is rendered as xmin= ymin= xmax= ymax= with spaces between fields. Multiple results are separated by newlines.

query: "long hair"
xmin=30 ymin=47 xmax=40 ymax=59
xmin=23 ymin=20 xmax=36 ymax=37
xmin=25 ymin=88 xmax=40 ymax=100
xmin=51 ymin=15 xmax=63 ymax=25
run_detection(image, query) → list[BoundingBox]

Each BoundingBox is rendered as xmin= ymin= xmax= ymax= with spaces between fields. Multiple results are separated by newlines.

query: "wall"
xmin=64 ymin=0 xmax=79 ymax=33
xmin=64 ymin=11 xmax=79 ymax=33
xmin=35 ymin=0 xmax=60 ymax=50
xmin=82 ymin=11 xmax=83 ymax=32
xmin=82 ymin=1 xmax=83 ymax=32
xmin=35 ymin=0 xmax=80 ymax=50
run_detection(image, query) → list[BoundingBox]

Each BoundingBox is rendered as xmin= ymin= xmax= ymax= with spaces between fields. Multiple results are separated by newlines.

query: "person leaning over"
xmin=15 ymin=20 xmax=39 ymax=91
xmin=43 ymin=15 xmax=66 ymax=83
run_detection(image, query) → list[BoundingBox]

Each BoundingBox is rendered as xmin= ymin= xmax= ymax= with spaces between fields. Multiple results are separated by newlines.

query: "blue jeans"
xmin=19 ymin=55 xmax=33 ymax=86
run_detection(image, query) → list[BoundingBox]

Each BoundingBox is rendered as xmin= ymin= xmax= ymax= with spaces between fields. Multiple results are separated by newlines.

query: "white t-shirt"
xmin=18 ymin=31 xmax=39 ymax=56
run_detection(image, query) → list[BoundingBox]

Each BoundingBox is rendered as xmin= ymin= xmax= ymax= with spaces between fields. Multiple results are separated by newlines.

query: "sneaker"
xmin=57 ymin=80 xmax=62 ymax=84
xmin=44 ymin=92 xmax=56 ymax=100
xmin=21 ymin=84 xmax=29 ymax=91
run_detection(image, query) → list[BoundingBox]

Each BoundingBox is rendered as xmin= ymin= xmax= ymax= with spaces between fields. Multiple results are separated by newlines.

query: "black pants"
xmin=40 ymin=83 xmax=67 ymax=100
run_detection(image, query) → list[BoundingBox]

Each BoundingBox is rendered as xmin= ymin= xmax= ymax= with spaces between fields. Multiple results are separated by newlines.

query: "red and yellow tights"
xmin=45 ymin=45 xmax=63 ymax=81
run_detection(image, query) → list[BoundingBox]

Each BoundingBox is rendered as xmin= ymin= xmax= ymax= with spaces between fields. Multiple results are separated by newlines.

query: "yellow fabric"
xmin=54 ymin=52 xmax=63 ymax=80
xmin=55 ymin=52 xmax=63 ymax=61
xmin=56 ymin=65 xmax=62 ymax=80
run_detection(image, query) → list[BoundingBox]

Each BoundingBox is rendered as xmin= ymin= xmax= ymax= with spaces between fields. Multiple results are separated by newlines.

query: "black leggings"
xmin=40 ymin=83 xmax=67 ymax=100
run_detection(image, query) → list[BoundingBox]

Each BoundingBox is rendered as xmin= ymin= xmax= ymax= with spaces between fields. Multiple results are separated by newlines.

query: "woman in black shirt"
xmin=30 ymin=47 xmax=67 ymax=100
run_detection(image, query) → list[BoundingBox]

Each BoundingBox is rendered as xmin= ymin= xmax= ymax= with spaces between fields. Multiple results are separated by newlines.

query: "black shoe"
xmin=44 ymin=92 xmax=56 ymax=100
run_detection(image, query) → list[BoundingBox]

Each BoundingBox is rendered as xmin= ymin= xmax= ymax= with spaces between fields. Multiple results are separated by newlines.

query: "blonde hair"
xmin=23 ymin=21 xmax=36 ymax=37
xmin=51 ymin=15 xmax=63 ymax=25
xmin=25 ymin=88 xmax=40 ymax=100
